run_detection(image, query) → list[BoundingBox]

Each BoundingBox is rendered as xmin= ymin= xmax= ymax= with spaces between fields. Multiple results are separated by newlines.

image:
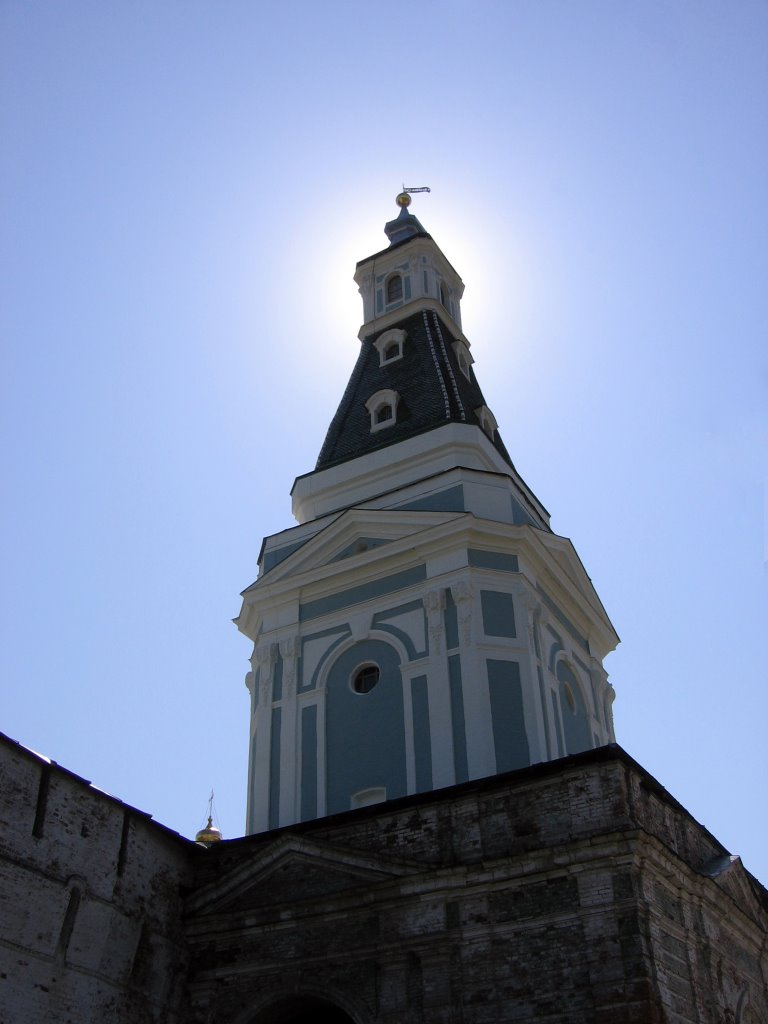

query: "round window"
xmin=352 ymin=664 xmax=380 ymax=694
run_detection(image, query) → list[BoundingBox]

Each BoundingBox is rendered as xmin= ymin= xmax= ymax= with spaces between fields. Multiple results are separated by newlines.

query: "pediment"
xmin=700 ymin=855 xmax=768 ymax=927
xmin=186 ymin=833 xmax=421 ymax=917
xmin=533 ymin=530 xmax=620 ymax=655
xmin=261 ymin=507 xmax=464 ymax=583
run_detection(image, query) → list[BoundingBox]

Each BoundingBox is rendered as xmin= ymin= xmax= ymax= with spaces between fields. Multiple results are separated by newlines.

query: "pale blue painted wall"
xmin=468 ymin=549 xmax=519 ymax=573
xmin=301 ymin=627 xmax=350 ymax=692
xmin=480 ymin=590 xmax=517 ymax=638
xmin=272 ymin=650 xmax=283 ymax=702
xmin=325 ymin=640 xmax=406 ymax=815
xmin=486 ymin=659 xmax=530 ymax=772
xmin=551 ymin=690 xmax=564 ymax=758
xmin=398 ymin=485 xmax=464 ymax=513
xmin=300 ymin=565 xmax=426 ymax=621
xmin=448 ymin=654 xmax=468 ymax=783
xmin=300 ymin=704 xmax=318 ymax=821
xmin=510 ymin=495 xmax=535 ymax=526
xmin=538 ymin=587 xmax=590 ymax=653
xmin=444 ymin=589 xmax=459 ymax=650
xmin=372 ymin=600 xmax=427 ymax=660
xmin=537 ymin=666 xmax=551 ymax=758
xmin=411 ymin=675 xmax=432 ymax=792
xmin=556 ymin=660 xmax=592 ymax=755
xmin=262 ymin=537 xmax=307 ymax=573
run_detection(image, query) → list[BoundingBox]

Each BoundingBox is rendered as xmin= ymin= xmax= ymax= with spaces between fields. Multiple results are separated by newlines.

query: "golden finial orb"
xmin=396 ymin=192 xmax=411 ymax=208
xmin=195 ymin=815 xmax=222 ymax=846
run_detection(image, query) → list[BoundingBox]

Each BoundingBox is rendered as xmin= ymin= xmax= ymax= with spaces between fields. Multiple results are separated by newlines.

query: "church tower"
xmin=237 ymin=194 xmax=618 ymax=834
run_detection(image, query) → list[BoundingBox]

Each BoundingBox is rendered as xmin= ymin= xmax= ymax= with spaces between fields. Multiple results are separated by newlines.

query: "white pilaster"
xmin=452 ymin=580 xmax=496 ymax=780
xmin=251 ymin=641 xmax=277 ymax=833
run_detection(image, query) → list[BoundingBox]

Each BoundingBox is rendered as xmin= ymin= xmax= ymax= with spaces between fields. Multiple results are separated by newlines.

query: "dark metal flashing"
xmin=355 ymin=232 xmax=433 ymax=269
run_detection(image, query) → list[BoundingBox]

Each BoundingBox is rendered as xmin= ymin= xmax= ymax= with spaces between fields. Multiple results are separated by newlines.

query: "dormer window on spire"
xmin=366 ymin=389 xmax=400 ymax=433
xmin=452 ymin=340 xmax=473 ymax=380
xmin=373 ymin=329 xmax=406 ymax=366
xmin=475 ymin=405 xmax=498 ymax=440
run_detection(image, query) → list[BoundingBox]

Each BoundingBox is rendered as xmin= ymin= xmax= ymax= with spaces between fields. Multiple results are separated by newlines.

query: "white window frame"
xmin=373 ymin=328 xmax=407 ymax=367
xmin=366 ymin=389 xmax=400 ymax=433
xmin=385 ymin=273 xmax=404 ymax=305
xmin=452 ymin=340 xmax=474 ymax=380
xmin=474 ymin=404 xmax=498 ymax=439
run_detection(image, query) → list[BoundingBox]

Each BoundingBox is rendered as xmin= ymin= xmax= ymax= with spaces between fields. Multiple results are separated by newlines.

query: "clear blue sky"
xmin=2 ymin=2 xmax=766 ymax=881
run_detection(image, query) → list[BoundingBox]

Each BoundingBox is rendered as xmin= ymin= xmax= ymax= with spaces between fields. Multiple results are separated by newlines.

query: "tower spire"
xmin=237 ymin=196 xmax=618 ymax=835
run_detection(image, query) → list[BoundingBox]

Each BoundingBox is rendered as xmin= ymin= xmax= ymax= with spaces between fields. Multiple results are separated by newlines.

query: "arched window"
xmin=386 ymin=274 xmax=403 ymax=303
xmin=366 ymin=388 xmax=400 ymax=432
xmin=452 ymin=340 xmax=473 ymax=380
xmin=351 ymin=787 xmax=386 ymax=808
xmin=474 ymin=404 xmax=498 ymax=439
xmin=562 ymin=682 xmax=576 ymax=713
xmin=373 ymin=328 xmax=406 ymax=366
xmin=556 ymin=660 xmax=592 ymax=755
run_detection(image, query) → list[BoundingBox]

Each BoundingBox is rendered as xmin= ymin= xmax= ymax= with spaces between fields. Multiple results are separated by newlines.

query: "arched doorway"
xmin=251 ymin=995 xmax=357 ymax=1024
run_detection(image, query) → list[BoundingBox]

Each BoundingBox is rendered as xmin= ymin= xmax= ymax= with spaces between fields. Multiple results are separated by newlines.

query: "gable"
xmin=185 ymin=834 xmax=420 ymax=917
xmin=700 ymin=855 xmax=768 ymax=927
xmin=258 ymin=507 xmax=464 ymax=583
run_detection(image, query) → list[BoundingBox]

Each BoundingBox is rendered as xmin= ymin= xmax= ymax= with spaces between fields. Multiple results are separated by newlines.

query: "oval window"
xmin=352 ymin=664 xmax=380 ymax=694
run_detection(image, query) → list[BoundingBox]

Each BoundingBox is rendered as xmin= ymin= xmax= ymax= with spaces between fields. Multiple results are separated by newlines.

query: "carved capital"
xmin=280 ymin=635 xmax=299 ymax=698
xmin=279 ymin=636 xmax=298 ymax=661
xmin=424 ymin=588 xmax=446 ymax=655
xmin=259 ymin=675 xmax=272 ymax=705
xmin=424 ymin=588 xmax=446 ymax=615
xmin=451 ymin=581 xmax=474 ymax=646
xmin=451 ymin=580 xmax=474 ymax=604
xmin=515 ymin=586 xmax=539 ymax=614
xmin=255 ymin=641 xmax=277 ymax=669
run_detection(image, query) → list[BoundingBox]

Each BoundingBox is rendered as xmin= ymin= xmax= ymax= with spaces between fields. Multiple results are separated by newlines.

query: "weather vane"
xmin=396 ymin=185 xmax=431 ymax=208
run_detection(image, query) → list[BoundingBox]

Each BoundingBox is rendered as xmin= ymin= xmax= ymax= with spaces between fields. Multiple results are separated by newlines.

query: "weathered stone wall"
xmin=0 ymin=734 xmax=193 ymax=1023
xmin=2 ymin=737 xmax=764 ymax=1024
xmin=185 ymin=747 xmax=768 ymax=1024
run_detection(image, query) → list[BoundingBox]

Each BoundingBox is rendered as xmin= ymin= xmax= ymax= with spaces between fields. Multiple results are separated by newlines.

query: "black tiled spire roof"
xmin=315 ymin=308 xmax=514 ymax=471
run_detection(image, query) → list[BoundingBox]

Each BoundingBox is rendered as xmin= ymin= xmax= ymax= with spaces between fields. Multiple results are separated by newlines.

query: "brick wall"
xmin=186 ymin=748 xmax=768 ymax=1024
xmin=2 ymin=737 xmax=765 ymax=1024
xmin=0 ymin=735 xmax=193 ymax=1024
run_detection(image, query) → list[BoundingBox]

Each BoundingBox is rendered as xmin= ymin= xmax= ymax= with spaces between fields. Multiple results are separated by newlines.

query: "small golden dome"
xmin=195 ymin=815 xmax=222 ymax=846
xmin=395 ymin=191 xmax=411 ymax=208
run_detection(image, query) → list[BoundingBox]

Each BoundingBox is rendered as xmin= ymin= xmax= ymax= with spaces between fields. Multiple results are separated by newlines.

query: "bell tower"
xmin=236 ymin=194 xmax=618 ymax=834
